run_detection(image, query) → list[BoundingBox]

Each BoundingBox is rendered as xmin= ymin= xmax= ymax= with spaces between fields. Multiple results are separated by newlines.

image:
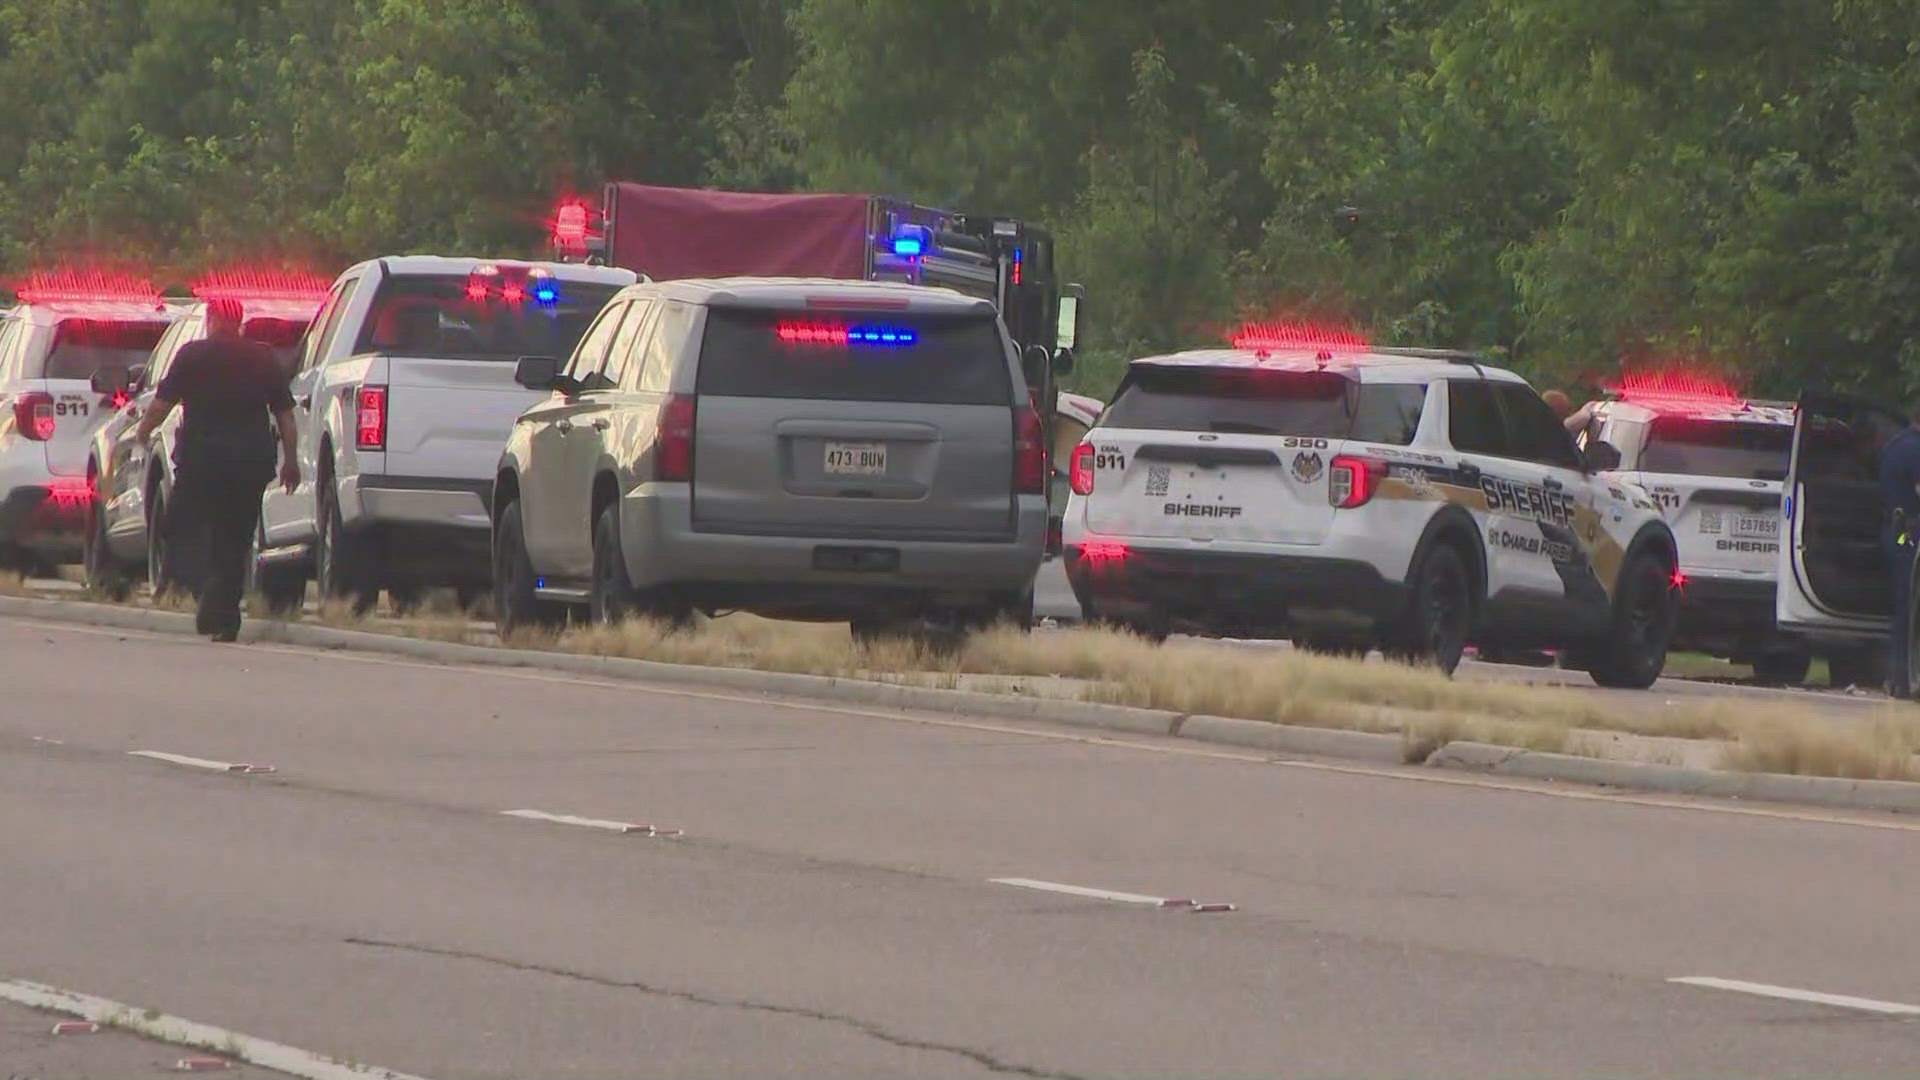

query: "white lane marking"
xmin=990 ymin=877 xmax=1235 ymax=911
xmin=21 ymin=617 xmax=1920 ymax=836
xmin=501 ymin=808 xmax=682 ymax=837
xmin=0 ymin=978 xmax=433 ymax=1080
xmin=1669 ymin=976 xmax=1920 ymax=1016
xmin=129 ymin=750 xmax=276 ymax=774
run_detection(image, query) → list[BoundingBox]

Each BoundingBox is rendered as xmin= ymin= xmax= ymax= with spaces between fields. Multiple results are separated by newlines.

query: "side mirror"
xmin=1051 ymin=346 xmax=1075 ymax=376
xmin=1583 ymin=440 xmax=1622 ymax=473
xmin=1021 ymin=344 xmax=1050 ymax=387
xmin=1056 ymin=284 xmax=1084 ymax=351
xmin=514 ymin=355 xmax=568 ymax=393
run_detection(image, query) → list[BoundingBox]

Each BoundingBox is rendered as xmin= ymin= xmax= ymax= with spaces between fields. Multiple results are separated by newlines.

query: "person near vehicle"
xmin=1878 ymin=405 xmax=1920 ymax=696
xmin=132 ymin=298 xmax=300 ymax=641
xmin=1542 ymin=389 xmax=1596 ymax=437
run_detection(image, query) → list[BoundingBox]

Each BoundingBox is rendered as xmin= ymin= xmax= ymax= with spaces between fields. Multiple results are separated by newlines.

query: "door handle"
xmin=556 ymin=420 xmax=574 ymax=433
xmin=298 ymin=396 xmax=312 ymax=410
xmin=1542 ymin=476 xmax=1564 ymax=491
xmin=590 ymin=418 xmax=610 ymax=432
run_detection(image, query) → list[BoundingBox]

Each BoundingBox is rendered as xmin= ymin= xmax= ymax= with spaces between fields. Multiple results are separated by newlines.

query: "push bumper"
xmin=1063 ymin=542 xmax=1406 ymax=634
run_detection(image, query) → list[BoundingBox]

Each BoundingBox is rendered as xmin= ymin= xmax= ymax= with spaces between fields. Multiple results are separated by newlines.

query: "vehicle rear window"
xmin=352 ymin=275 xmax=621 ymax=361
xmin=38 ymin=319 xmax=169 ymax=382
xmin=245 ymin=316 xmax=308 ymax=375
xmin=1642 ymin=417 xmax=1793 ymax=480
xmin=695 ymin=309 xmax=1013 ymax=405
xmin=1101 ymin=366 xmax=1425 ymax=445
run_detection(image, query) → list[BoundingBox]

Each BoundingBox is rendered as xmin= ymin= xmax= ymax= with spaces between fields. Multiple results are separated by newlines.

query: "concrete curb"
xmin=1425 ymin=741 xmax=1920 ymax=814
xmin=8 ymin=594 xmax=1917 ymax=813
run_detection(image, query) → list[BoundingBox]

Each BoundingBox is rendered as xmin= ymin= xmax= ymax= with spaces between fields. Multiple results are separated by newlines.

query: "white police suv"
xmin=1582 ymin=381 xmax=1811 ymax=683
xmin=1060 ymin=332 xmax=1680 ymax=685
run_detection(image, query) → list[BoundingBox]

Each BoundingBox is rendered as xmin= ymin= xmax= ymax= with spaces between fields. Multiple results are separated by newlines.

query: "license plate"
xmin=825 ymin=441 xmax=886 ymax=476
xmin=1731 ymin=513 xmax=1778 ymax=539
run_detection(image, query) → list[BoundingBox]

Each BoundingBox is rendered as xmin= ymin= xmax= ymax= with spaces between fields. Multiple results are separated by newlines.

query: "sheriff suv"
xmin=493 ymin=277 xmax=1048 ymax=635
xmin=252 ymin=257 xmax=634 ymax=612
xmin=1060 ymin=342 xmax=1681 ymax=687
xmin=1582 ymin=389 xmax=1815 ymax=684
xmin=0 ymin=277 xmax=178 ymax=572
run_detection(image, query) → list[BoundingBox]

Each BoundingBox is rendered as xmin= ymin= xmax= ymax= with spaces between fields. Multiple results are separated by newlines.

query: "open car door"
xmin=1777 ymin=392 xmax=1906 ymax=635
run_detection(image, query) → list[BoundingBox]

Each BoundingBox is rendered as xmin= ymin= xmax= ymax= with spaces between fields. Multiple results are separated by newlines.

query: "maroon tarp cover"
xmin=605 ymin=183 xmax=870 ymax=281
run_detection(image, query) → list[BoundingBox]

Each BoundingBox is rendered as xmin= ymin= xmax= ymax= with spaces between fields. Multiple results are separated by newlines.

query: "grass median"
xmin=7 ymin=570 xmax=1918 ymax=782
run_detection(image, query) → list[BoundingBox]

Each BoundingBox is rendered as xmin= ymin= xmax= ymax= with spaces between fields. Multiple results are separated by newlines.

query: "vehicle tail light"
xmin=1014 ymin=406 xmax=1046 ymax=495
xmin=13 ymin=392 xmax=56 ymax=441
xmin=1070 ymin=442 xmax=1096 ymax=496
xmin=356 ymin=385 xmax=387 ymax=451
xmin=1328 ymin=455 xmax=1386 ymax=508
xmin=47 ymin=477 xmax=92 ymax=508
xmin=1079 ymin=541 xmax=1130 ymax=562
xmin=657 ymin=393 xmax=696 ymax=482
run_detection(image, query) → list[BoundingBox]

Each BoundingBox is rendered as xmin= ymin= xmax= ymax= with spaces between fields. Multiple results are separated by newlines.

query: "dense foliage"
xmin=2 ymin=0 xmax=1916 ymax=400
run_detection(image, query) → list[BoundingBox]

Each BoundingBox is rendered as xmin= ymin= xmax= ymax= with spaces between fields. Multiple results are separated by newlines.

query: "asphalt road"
xmin=4 ymin=615 xmax=1918 ymax=1078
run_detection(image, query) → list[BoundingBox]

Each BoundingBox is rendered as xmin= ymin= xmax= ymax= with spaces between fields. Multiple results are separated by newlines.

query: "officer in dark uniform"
xmin=133 ymin=298 xmax=300 ymax=642
xmin=1878 ymin=405 xmax=1920 ymax=697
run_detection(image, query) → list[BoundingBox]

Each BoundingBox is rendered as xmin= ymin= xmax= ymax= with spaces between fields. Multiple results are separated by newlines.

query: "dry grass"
xmin=1720 ymin=714 xmax=1920 ymax=781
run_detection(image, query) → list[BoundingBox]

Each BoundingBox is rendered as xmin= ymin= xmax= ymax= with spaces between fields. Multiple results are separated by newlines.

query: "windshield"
xmin=38 ymin=319 xmax=169 ymax=382
xmin=696 ymin=309 xmax=1013 ymax=405
xmin=353 ymin=275 xmax=622 ymax=361
xmin=1101 ymin=366 xmax=1425 ymax=445
xmin=1641 ymin=417 xmax=1793 ymax=480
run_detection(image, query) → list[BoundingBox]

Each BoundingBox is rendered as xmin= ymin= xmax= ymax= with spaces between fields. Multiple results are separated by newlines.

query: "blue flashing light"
xmin=892 ymin=236 xmax=924 ymax=257
xmin=852 ymin=324 xmax=916 ymax=346
xmin=889 ymin=224 xmax=932 ymax=259
xmin=533 ymin=285 xmax=559 ymax=304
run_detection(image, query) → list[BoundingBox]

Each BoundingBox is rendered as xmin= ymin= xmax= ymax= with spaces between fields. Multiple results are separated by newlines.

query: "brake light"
xmin=1014 ymin=406 xmax=1045 ymax=495
xmin=657 ymin=393 xmax=695 ymax=482
xmin=356 ymin=385 xmax=387 ymax=451
xmin=1328 ymin=455 xmax=1385 ymax=508
xmin=12 ymin=392 xmax=56 ymax=441
xmin=1070 ymin=442 xmax=1096 ymax=496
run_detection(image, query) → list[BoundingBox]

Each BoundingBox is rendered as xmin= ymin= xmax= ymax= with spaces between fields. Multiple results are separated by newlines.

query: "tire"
xmin=1386 ymin=544 xmax=1472 ymax=675
xmin=146 ymin=484 xmax=186 ymax=598
xmin=1826 ymin=649 xmax=1884 ymax=692
xmin=987 ymin=587 xmax=1035 ymax=633
xmin=588 ymin=506 xmax=634 ymax=626
xmin=1750 ymin=643 xmax=1813 ymax=687
xmin=250 ymin=520 xmax=307 ymax=617
xmin=83 ymin=497 xmax=131 ymax=602
xmin=388 ymin=583 xmax=425 ymax=615
xmin=492 ymin=499 xmax=565 ymax=635
xmin=1588 ymin=549 xmax=1680 ymax=689
xmin=315 ymin=480 xmax=375 ymax=615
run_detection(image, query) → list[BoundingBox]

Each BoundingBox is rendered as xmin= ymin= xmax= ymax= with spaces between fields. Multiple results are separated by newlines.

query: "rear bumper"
xmin=1673 ymin=572 xmax=1791 ymax=652
xmin=622 ymin=486 xmax=1046 ymax=608
xmin=0 ymin=484 xmax=88 ymax=553
xmin=339 ymin=474 xmax=493 ymax=530
xmin=1063 ymin=542 xmax=1405 ymax=634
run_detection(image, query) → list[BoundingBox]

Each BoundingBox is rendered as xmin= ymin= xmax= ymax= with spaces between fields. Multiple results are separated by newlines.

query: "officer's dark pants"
xmin=170 ymin=460 xmax=269 ymax=638
xmin=1886 ymin=530 xmax=1914 ymax=698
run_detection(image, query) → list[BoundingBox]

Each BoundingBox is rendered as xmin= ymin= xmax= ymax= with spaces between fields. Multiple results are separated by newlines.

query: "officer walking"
xmin=133 ymin=298 xmax=300 ymax=642
xmin=1878 ymin=406 xmax=1920 ymax=697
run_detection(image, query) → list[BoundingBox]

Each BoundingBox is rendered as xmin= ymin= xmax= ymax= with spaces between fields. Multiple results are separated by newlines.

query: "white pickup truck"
xmin=254 ymin=256 xmax=635 ymax=611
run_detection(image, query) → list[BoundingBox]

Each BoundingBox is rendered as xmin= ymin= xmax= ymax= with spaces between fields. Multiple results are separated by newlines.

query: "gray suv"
xmin=493 ymin=277 xmax=1048 ymax=636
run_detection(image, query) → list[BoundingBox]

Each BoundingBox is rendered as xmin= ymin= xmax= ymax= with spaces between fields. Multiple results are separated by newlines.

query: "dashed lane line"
xmin=1668 ymin=976 xmax=1920 ymax=1017
xmin=501 ymin=808 xmax=682 ymax=837
xmin=128 ymin=750 xmax=276 ymax=774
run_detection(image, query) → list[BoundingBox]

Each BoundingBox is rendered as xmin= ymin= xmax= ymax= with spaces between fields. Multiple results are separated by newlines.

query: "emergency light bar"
xmin=1607 ymin=369 xmax=1746 ymax=412
xmin=466 ymin=264 xmax=560 ymax=306
xmin=1230 ymin=321 xmax=1369 ymax=355
xmin=190 ymin=269 xmax=330 ymax=309
xmin=890 ymin=225 xmax=932 ymax=258
xmin=775 ymin=320 xmax=918 ymax=347
xmin=14 ymin=268 xmax=163 ymax=310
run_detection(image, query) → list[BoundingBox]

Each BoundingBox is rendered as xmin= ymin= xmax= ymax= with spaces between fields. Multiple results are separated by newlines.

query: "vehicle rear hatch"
xmin=1623 ymin=415 xmax=1790 ymax=575
xmin=691 ymin=306 xmax=1018 ymax=540
xmin=1782 ymin=394 xmax=1900 ymax=622
xmin=1080 ymin=363 xmax=1365 ymax=546
xmin=360 ymin=273 xmax=624 ymax=480
xmin=29 ymin=317 xmax=170 ymax=477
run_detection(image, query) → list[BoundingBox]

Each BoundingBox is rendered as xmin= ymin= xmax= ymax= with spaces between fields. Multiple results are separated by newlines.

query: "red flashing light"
xmin=47 ymin=477 xmax=92 ymax=509
xmin=189 ymin=269 xmax=329 ymax=307
xmin=1230 ymin=321 xmax=1368 ymax=355
xmin=1014 ymin=406 xmax=1045 ymax=495
xmin=657 ymin=393 xmax=696 ymax=482
xmin=1329 ymin=454 xmax=1385 ymax=508
xmin=1069 ymin=442 xmax=1097 ymax=496
xmin=13 ymin=392 xmax=56 ymax=441
xmin=1670 ymin=568 xmax=1688 ymax=591
xmin=501 ymin=282 xmax=525 ymax=304
xmin=464 ymin=280 xmax=489 ymax=302
xmin=777 ymin=321 xmax=849 ymax=346
xmin=551 ymin=199 xmax=592 ymax=252
xmin=1079 ymin=541 xmax=1131 ymax=562
xmin=356 ymin=385 xmax=387 ymax=451
xmin=1610 ymin=369 xmax=1746 ymax=412
xmin=15 ymin=268 xmax=162 ymax=309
